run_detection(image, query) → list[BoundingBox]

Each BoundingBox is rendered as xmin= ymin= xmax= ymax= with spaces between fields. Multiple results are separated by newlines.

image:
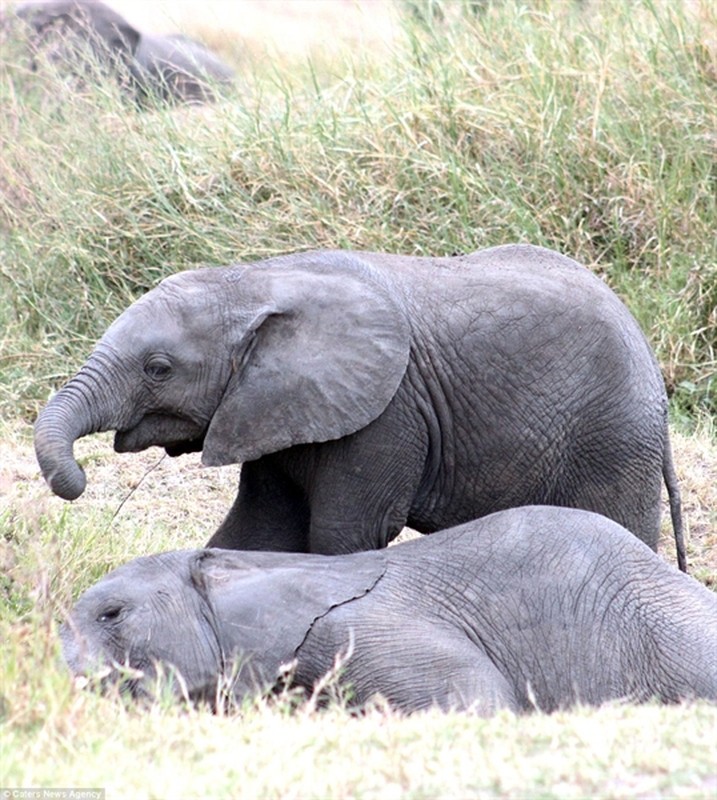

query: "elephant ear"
xmin=90 ymin=10 xmax=140 ymax=57
xmin=202 ymin=253 xmax=411 ymax=466
xmin=190 ymin=548 xmax=386 ymax=697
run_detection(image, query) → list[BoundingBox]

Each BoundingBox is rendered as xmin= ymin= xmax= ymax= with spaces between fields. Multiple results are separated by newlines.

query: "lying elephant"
xmin=14 ymin=0 xmax=234 ymax=105
xmin=34 ymin=244 xmax=685 ymax=566
xmin=61 ymin=507 xmax=716 ymax=714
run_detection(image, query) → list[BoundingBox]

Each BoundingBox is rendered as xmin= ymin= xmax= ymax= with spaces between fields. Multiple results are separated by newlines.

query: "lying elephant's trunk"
xmin=34 ymin=352 xmax=125 ymax=500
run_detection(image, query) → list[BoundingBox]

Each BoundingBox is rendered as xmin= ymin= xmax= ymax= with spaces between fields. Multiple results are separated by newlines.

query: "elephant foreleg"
xmin=304 ymin=613 xmax=519 ymax=715
xmin=370 ymin=630 xmax=519 ymax=715
xmin=304 ymin=440 xmax=426 ymax=555
xmin=206 ymin=457 xmax=310 ymax=552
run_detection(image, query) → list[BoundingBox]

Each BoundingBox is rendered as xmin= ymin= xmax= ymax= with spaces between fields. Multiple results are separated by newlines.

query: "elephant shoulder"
xmin=135 ymin=33 xmax=234 ymax=82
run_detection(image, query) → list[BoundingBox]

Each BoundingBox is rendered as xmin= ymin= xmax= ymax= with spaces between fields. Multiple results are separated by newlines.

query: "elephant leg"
xmin=206 ymin=457 xmax=310 ymax=552
xmin=299 ymin=422 xmax=428 ymax=555
xmin=368 ymin=630 xmax=519 ymax=715
xmin=304 ymin=613 xmax=519 ymax=714
xmin=557 ymin=448 xmax=663 ymax=550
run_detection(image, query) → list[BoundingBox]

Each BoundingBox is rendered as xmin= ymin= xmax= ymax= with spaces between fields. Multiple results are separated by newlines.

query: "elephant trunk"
xmin=34 ymin=351 xmax=127 ymax=500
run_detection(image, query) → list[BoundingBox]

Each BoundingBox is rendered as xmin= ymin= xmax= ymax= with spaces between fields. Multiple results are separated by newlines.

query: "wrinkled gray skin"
xmin=34 ymin=245 xmax=684 ymax=566
xmin=61 ymin=507 xmax=717 ymax=715
xmin=14 ymin=0 xmax=234 ymax=104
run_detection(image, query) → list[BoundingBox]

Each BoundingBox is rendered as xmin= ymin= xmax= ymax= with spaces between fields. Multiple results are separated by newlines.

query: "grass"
xmin=1 ymin=0 xmax=715 ymax=419
xmin=2 ymin=424 xmax=716 ymax=798
xmin=3 ymin=692 xmax=716 ymax=798
xmin=1 ymin=0 xmax=716 ymax=797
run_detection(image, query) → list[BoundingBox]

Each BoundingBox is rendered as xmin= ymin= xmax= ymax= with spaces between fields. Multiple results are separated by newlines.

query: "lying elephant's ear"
xmin=190 ymin=548 xmax=386 ymax=697
xmin=202 ymin=253 xmax=411 ymax=466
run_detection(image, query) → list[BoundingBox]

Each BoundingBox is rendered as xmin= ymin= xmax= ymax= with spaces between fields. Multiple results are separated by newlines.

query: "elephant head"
xmin=34 ymin=253 xmax=411 ymax=500
xmin=61 ymin=550 xmax=222 ymax=700
xmin=16 ymin=0 xmax=140 ymax=76
xmin=61 ymin=547 xmax=385 ymax=702
xmin=15 ymin=1 xmax=233 ymax=104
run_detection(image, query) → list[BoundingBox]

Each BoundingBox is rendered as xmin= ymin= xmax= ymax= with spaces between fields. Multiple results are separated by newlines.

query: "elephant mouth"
xmin=163 ymin=437 xmax=205 ymax=457
xmin=114 ymin=413 xmax=207 ymax=456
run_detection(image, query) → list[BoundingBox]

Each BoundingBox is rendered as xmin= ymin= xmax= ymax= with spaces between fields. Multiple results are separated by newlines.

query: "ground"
xmin=2 ymin=420 xmax=714 ymax=584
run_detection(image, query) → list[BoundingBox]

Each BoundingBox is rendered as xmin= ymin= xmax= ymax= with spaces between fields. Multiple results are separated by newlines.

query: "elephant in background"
xmin=61 ymin=507 xmax=716 ymax=715
xmin=12 ymin=0 xmax=234 ymax=105
xmin=34 ymin=244 xmax=685 ymax=567
xmin=132 ymin=32 xmax=234 ymax=105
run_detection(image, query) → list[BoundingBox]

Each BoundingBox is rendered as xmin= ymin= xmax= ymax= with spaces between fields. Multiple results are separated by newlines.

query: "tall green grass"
xmin=1 ymin=0 xmax=714 ymax=423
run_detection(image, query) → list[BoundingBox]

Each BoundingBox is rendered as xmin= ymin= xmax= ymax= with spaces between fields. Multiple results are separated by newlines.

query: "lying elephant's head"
xmin=61 ymin=550 xmax=223 ymax=701
xmin=34 ymin=253 xmax=410 ymax=500
xmin=61 ymin=547 xmax=385 ymax=703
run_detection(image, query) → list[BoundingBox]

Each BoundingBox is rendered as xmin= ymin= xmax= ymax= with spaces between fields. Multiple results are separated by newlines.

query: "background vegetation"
xmin=1 ymin=0 xmax=715 ymax=420
xmin=1 ymin=0 xmax=715 ymax=797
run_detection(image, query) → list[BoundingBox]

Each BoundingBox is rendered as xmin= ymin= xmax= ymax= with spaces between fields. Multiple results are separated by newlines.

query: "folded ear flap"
xmin=96 ymin=16 xmax=141 ymax=57
xmin=202 ymin=254 xmax=411 ymax=466
xmin=190 ymin=548 xmax=386 ymax=697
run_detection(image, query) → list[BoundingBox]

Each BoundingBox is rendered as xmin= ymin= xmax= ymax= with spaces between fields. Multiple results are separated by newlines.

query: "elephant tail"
xmin=663 ymin=434 xmax=686 ymax=573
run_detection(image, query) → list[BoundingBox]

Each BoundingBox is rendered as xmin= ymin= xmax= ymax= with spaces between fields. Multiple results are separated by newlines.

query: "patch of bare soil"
xmin=1 ymin=425 xmax=239 ymax=548
xmin=2 ymin=422 xmax=714 ymax=583
xmin=667 ymin=430 xmax=717 ymax=585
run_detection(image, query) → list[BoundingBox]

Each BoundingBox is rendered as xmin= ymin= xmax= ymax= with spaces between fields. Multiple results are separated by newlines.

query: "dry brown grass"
xmin=667 ymin=429 xmax=717 ymax=585
xmin=2 ymin=419 xmax=715 ymax=582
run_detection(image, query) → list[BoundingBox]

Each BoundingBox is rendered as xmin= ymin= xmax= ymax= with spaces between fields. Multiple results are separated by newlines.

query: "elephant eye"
xmin=97 ymin=606 xmax=123 ymax=623
xmin=144 ymin=359 xmax=172 ymax=380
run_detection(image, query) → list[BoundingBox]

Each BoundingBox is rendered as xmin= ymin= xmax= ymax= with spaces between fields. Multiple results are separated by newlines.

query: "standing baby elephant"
xmin=61 ymin=507 xmax=716 ymax=714
xmin=34 ymin=245 xmax=684 ymax=566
